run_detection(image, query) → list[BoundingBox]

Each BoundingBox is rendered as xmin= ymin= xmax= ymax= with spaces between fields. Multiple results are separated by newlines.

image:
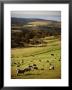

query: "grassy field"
xmin=11 ymin=36 xmax=61 ymax=79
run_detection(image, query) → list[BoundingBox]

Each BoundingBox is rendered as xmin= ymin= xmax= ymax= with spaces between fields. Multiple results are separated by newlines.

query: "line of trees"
xmin=11 ymin=26 xmax=61 ymax=48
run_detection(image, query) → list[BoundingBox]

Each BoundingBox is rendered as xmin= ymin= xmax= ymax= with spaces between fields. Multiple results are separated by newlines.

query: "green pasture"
xmin=11 ymin=36 xmax=61 ymax=79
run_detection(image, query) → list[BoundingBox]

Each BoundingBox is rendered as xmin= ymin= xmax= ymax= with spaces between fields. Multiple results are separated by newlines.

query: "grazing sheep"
xmin=14 ymin=62 xmax=16 ymax=64
xmin=29 ymin=65 xmax=33 ymax=67
xmin=34 ymin=66 xmax=38 ymax=70
xmin=47 ymin=60 xmax=49 ymax=62
xmin=49 ymin=63 xmax=52 ymax=65
xmin=59 ymin=59 xmax=61 ymax=61
xmin=28 ymin=65 xmax=34 ymax=70
xmin=59 ymin=57 xmax=61 ymax=61
xmin=17 ymin=65 xmax=20 ymax=67
xmin=24 ymin=67 xmax=31 ymax=72
xmin=49 ymin=65 xmax=54 ymax=70
xmin=16 ymin=69 xmax=25 ymax=76
xmin=41 ymin=68 xmax=44 ymax=70
xmin=33 ymin=64 xmax=37 ymax=66
xmin=51 ymin=54 xmax=54 ymax=56
xmin=18 ymin=62 xmax=20 ymax=65
xmin=16 ymin=66 xmax=32 ymax=76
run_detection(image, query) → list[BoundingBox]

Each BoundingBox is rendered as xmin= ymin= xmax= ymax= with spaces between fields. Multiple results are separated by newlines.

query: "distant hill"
xmin=11 ymin=17 xmax=47 ymax=24
xmin=11 ymin=17 xmax=61 ymax=34
xmin=11 ymin=17 xmax=61 ymax=27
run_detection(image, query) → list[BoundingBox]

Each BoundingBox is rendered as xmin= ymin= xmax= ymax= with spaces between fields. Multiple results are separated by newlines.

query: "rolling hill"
xmin=11 ymin=17 xmax=61 ymax=27
xmin=11 ymin=17 xmax=61 ymax=48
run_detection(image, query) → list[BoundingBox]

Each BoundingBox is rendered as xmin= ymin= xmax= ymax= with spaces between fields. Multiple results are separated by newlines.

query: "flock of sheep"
xmin=13 ymin=53 xmax=60 ymax=76
xmin=16 ymin=64 xmax=38 ymax=76
xmin=16 ymin=63 xmax=54 ymax=76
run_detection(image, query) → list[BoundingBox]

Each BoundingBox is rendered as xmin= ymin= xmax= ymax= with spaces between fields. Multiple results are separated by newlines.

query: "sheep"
xmin=17 ymin=65 xmax=20 ymax=67
xmin=41 ymin=68 xmax=44 ymax=70
xmin=34 ymin=66 xmax=38 ymax=70
xmin=49 ymin=63 xmax=52 ymax=65
xmin=16 ymin=69 xmax=25 ymax=76
xmin=39 ymin=60 xmax=41 ymax=62
xmin=49 ymin=65 xmax=54 ymax=70
xmin=24 ymin=67 xmax=31 ymax=72
xmin=16 ymin=67 xmax=32 ymax=76
xmin=14 ymin=62 xmax=16 ymax=64
xmin=59 ymin=59 xmax=61 ymax=61
xmin=33 ymin=64 xmax=37 ymax=66
xmin=29 ymin=65 xmax=33 ymax=67
xmin=51 ymin=54 xmax=54 ymax=56
xmin=28 ymin=65 xmax=34 ymax=70
xmin=59 ymin=57 xmax=61 ymax=61
xmin=47 ymin=60 xmax=49 ymax=63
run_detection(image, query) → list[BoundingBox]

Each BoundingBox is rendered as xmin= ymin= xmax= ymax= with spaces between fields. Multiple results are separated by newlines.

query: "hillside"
xmin=11 ymin=17 xmax=61 ymax=48
xmin=11 ymin=17 xmax=61 ymax=79
xmin=11 ymin=17 xmax=61 ymax=27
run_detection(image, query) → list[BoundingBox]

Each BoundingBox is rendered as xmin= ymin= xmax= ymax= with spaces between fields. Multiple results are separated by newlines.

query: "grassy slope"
xmin=11 ymin=36 xmax=61 ymax=79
